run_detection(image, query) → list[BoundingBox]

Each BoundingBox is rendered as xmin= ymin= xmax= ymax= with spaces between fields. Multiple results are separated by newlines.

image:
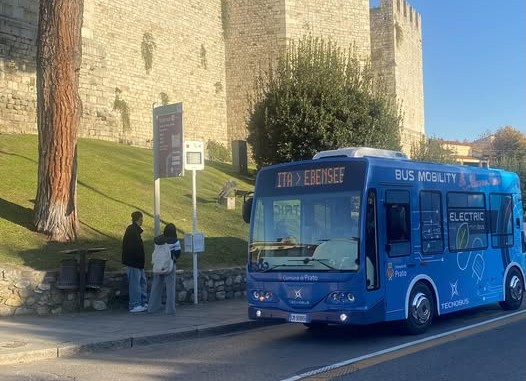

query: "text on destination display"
xmin=276 ymin=167 xmax=345 ymax=188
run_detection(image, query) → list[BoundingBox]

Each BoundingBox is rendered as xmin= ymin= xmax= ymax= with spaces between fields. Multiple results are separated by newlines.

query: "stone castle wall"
xmin=285 ymin=0 xmax=371 ymax=56
xmin=224 ymin=0 xmax=286 ymax=142
xmin=0 ymin=264 xmax=246 ymax=317
xmin=0 ymin=0 xmax=424 ymax=151
xmin=0 ymin=1 xmax=39 ymax=135
xmin=370 ymin=0 xmax=424 ymax=151
xmin=1 ymin=0 xmax=228 ymax=148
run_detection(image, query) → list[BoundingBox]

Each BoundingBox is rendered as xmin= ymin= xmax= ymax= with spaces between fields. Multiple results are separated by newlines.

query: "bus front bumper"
xmin=248 ymin=306 xmax=374 ymax=325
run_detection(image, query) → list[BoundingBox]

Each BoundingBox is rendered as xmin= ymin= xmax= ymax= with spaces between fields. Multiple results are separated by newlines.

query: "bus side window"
xmin=420 ymin=190 xmax=444 ymax=254
xmin=489 ymin=193 xmax=513 ymax=248
xmin=385 ymin=190 xmax=411 ymax=257
xmin=388 ymin=205 xmax=409 ymax=241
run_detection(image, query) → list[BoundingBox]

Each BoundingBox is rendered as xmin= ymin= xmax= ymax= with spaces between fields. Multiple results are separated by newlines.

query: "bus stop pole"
xmin=192 ymin=169 xmax=198 ymax=304
xmin=152 ymin=103 xmax=161 ymax=237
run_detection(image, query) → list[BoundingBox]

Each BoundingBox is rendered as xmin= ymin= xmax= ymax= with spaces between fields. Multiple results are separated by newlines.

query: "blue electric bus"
xmin=242 ymin=147 xmax=526 ymax=334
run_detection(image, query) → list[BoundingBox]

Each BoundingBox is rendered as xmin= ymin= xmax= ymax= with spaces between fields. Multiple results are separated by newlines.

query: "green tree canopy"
xmin=491 ymin=126 xmax=526 ymax=162
xmin=247 ymin=36 xmax=402 ymax=168
xmin=410 ymin=136 xmax=456 ymax=164
xmin=485 ymin=126 xmax=526 ymax=211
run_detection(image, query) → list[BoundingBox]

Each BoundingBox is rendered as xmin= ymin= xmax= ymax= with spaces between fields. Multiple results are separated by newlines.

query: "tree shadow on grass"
xmin=0 ymin=198 xmax=34 ymax=230
xmin=78 ymin=180 xmax=157 ymax=224
xmin=205 ymin=160 xmax=256 ymax=184
xmin=17 ymin=238 xmax=124 ymax=271
xmin=0 ymin=149 xmax=38 ymax=164
xmin=183 ymin=193 xmax=217 ymax=204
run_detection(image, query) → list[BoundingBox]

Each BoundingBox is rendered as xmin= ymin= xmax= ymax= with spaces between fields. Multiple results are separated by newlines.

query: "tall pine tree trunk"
xmin=34 ymin=0 xmax=84 ymax=242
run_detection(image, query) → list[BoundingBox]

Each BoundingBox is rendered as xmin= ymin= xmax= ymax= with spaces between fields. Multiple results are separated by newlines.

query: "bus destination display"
xmin=276 ymin=166 xmax=345 ymax=188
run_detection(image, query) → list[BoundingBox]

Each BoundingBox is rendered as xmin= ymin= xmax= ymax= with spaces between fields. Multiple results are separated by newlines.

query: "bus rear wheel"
xmin=403 ymin=282 xmax=434 ymax=335
xmin=499 ymin=267 xmax=524 ymax=311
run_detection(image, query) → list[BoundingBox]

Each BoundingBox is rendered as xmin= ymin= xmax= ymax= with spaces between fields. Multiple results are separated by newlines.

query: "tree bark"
xmin=34 ymin=0 xmax=84 ymax=242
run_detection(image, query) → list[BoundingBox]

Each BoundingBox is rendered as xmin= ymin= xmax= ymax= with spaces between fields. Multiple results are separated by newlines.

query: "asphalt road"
xmin=2 ymin=304 xmax=525 ymax=381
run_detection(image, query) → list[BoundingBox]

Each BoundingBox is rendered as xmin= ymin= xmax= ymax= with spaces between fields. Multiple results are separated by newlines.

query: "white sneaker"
xmin=129 ymin=305 xmax=147 ymax=313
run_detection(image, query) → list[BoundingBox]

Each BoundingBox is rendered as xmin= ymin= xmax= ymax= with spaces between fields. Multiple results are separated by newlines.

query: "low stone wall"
xmin=0 ymin=265 xmax=246 ymax=317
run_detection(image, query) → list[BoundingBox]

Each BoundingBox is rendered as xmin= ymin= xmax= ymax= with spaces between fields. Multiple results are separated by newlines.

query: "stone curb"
xmin=0 ymin=320 xmax=271 ymax=366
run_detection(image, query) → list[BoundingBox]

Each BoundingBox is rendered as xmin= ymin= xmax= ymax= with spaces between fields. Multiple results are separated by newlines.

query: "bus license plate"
xmin=288 ymin=313 xmax=308 ymax=323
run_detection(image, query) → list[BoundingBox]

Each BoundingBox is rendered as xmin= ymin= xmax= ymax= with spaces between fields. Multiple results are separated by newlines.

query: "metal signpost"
xmin=153 ymin=106 xmax=204 ymax=304
xmin=184 ymin=140 xmax=205 ymax=304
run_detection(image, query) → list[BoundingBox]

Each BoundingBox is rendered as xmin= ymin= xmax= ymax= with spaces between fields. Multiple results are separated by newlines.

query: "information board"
xmin=153 ymin=103 xmax=183 ymax=178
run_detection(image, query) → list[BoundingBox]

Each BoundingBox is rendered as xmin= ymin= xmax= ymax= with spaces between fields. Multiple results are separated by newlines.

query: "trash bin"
xmin=56 ymin=259 xmax=79 ymax=289
xmin=86 ymin=258 xmax=106 ymax=288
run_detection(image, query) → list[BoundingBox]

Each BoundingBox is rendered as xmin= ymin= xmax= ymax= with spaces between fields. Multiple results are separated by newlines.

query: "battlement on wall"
xmin=394 ymin=0 xmax=421 ymax=30
xmin=373 ymin=0 xmax=421 ymax=31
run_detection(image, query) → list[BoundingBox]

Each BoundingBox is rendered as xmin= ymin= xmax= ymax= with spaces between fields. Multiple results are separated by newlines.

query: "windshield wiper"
xmin=289 ymin=257 xmax=338 ymax=270
xmin=262 ymin=263 xmax=313 ymax=272
xmin=250 ymin=241 xmax=305 ymax=249
xmin=317 ymin=237 xmax=360 ymax=243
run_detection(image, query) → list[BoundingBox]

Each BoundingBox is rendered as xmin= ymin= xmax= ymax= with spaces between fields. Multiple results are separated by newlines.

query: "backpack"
xmin=152 ymin=243 xmax=174 ymax=274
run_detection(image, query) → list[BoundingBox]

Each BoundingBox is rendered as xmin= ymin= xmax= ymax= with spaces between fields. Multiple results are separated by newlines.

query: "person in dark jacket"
xmin=148 ymin=223 xmax=181 ymax=314
xmin=122 ymin=211 xmax=148 ymax=312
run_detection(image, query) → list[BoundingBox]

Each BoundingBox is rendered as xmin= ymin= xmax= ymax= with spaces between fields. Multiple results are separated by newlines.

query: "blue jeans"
xmin=126 ymin=267 xmax=147 ymax=310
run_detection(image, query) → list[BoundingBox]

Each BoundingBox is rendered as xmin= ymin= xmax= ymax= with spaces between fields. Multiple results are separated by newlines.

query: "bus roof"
xmin=257 ymin=151 xmax=520 ymax=194
xmin=313 ymin=147 xmax=408 ymax=160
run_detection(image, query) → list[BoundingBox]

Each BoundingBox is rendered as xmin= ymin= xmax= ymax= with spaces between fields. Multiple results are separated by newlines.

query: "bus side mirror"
xmin=242 ymin=197 xmax=253 ymax=223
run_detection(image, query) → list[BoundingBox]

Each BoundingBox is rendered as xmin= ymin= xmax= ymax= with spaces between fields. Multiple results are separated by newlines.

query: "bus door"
xmin=379 ymin=188 xmax=413 ymax=318
xmin=363 ymin=190 xmax=382 ymax=301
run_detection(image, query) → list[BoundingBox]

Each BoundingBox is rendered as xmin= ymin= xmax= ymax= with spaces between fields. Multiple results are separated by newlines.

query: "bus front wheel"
xmin=499 ymin=267 xmax=524 ymax=311
xmin=403 ymin=282 xmax=434 ymax=335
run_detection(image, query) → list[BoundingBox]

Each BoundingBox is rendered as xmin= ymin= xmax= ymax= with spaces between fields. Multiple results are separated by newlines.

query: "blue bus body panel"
xmin=365 ymin=157 xmax=524 ymax=320
xmin=246 ymin=154 xmax=526 ymax=326
xmin=247 ymin=271 xmax=386 ymax=325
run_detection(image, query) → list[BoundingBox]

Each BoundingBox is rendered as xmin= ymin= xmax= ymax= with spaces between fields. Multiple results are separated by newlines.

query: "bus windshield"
xmin=248 ymin=191 xmax=361 ymax=272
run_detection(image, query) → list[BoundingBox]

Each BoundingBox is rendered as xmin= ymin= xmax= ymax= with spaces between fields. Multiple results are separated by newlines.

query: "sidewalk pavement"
xmin=0 ymin=299 xmax=264 ymax=366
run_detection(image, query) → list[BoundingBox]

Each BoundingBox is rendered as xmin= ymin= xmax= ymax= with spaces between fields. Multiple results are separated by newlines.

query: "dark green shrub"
xmin=247 ymin=35 xmax=402 ymax=168
xmin=206 ymin=140 xmax=231 ymax=162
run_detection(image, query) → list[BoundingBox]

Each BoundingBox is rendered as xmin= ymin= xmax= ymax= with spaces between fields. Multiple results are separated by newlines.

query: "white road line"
xmin=278 ymin=309 xmax=526 ymax=381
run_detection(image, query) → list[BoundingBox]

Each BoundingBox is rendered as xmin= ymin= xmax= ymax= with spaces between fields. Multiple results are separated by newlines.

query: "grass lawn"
xmin=0 ymin=134 xmax=254 ymax=272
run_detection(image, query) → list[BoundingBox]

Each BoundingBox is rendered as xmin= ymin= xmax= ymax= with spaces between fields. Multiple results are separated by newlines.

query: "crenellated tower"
xmin=370 ymin=0 xmax=424 ymax=151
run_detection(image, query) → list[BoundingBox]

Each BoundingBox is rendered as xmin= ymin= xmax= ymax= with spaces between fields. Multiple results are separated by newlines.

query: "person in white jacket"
xmin=148 ymin=223 xmax=181 ymax=314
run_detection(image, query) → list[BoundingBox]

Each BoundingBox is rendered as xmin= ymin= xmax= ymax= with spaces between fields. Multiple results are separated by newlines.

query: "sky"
xmin=371 ymin=0 xmax=526 ymax=142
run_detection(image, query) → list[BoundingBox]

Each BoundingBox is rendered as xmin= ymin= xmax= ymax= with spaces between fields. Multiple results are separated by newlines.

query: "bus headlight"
xmin=251 ymin=289 xmax=274 ymax=302
xmin=327 ymin=291 xmax=355 ymax=304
